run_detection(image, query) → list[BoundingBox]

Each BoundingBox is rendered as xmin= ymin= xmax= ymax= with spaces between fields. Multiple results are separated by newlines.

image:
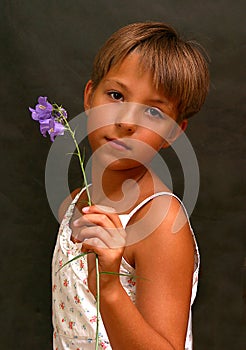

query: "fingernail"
xmin=95 ymin=205 xmax=116 ymax=213
xmin=82 ymin=206 xmax=90 ymax=213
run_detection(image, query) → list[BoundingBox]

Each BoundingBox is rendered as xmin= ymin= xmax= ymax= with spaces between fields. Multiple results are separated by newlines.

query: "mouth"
xmin=105 ymin=137 xmax=131 ymax=151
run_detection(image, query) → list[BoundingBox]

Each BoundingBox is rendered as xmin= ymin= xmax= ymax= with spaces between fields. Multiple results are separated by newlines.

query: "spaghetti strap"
xmin=124 ymin=191 xmax=200 ymax=271
xmin=127 ymin=191 xmax=184 ymax=219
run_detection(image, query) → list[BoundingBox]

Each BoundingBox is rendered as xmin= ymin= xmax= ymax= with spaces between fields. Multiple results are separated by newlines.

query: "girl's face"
xmin=84 ymin=53 xmax=187 ymax=170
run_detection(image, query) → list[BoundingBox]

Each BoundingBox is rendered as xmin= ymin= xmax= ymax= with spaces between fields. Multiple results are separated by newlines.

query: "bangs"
xmin=91 ymin=22 xmax=209 ymax=119
xmin=136 ymin=41 xmax=210 ymax=119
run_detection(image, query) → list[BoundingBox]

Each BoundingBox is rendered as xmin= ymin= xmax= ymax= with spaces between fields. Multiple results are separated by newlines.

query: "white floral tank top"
xmin=52 ymin=188 xmax=199 ymax=350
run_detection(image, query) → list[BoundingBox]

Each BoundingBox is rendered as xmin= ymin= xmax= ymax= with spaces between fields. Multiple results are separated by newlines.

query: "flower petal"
xmin=38 ymin=96 xmax=47 ymax=105
xmin=29 ymin=107 xmax=39 ymax=121
xmin=48 ymin=120 xmax=65 ymax=141
xmin=54 ymin=121 xmax=65 ymax=135
xmin=38 ymin=96 xmax=52 ymax=111
xmin=39 ymin=118 xmax=53 ymax=137
xmin=36 ymin=96 xmax=53 ymax=118
xmin=61 ymin=108 xmax=68 ymax=119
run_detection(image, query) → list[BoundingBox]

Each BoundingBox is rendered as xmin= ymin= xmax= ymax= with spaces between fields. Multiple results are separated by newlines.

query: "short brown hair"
xmin=91 ymin=22 xmax=210 ymax=120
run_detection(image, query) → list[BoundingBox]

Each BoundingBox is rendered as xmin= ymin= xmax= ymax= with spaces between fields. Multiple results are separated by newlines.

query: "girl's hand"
xmin=72 ymin=205 xmax=126 ymax=296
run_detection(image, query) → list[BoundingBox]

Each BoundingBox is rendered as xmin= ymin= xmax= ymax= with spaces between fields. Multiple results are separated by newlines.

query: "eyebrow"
xmin=104 ymin=79 xmax=130 ymax=93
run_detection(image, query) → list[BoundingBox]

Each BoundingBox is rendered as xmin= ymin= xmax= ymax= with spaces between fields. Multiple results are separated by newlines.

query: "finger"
xmin=76 ymin=225 xmax=126 ymax=248
xmin=72 ymin=214 xmax=98 ymax=228
xmin=71 ymin=205 xmax=117 ymax=228
xmin=74 ymin=213 xmax=120 ymax=230
xmin=82 ymin=238 xmax=108 ymax=251
xmin=77 ymin=225 xmax=109 ymax=245
xmin=82 ymin=205 xmax=123 ymax=228
xmin=95 ymin=204 xmax=116 ymax=213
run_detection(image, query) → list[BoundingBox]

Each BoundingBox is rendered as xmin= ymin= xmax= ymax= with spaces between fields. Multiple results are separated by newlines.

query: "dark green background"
xmin=0 ymin=0 xmax=245 ymax=349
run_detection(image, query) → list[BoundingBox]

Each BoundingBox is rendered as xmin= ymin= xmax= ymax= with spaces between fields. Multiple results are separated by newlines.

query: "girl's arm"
xmin=75 ymin=196 xmax=195 ymax=350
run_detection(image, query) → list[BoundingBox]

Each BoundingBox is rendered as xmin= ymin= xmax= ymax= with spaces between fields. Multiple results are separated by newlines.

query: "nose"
xmin=115 ymin=103 xmax=138 ymax=133
xmin=115 ymin=121 xmax=136 ymax=133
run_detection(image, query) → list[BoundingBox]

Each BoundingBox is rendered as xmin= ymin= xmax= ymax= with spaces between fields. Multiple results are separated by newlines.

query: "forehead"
xmin=108 ymin=53 xmax=148 ymax=75
xmin=102 ymin=53 xmax=162 ymax=97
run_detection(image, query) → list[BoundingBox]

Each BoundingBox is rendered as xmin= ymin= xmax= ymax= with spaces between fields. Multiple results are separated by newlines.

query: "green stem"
xmin=60 ymin=112 xmax=91 ymax=206
xmin=55 ymin=105 xmax=100 ymax=349
xmin=64 ymin=115 xmax=99 ymax=348
xmin=95 ymin=254 xmax=100 ymax=350
xmin=56 ymin=252 xmax=92 ymax=274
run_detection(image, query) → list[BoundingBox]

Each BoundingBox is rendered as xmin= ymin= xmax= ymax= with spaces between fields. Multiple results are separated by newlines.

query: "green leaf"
xmin=56 ymin=252 xmax=90 ymax=274
xmin=99 ymin=271 xmax=147 ymax=280
xmin=66 ymin=152 xmax=79 ymax=156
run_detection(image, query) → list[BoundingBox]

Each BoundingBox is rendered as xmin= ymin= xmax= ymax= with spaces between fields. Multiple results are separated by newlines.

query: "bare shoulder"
xmin=133 ymin=193 xmax=195 ymax=263
xmin=154 ymin=193 xmax=191 ymax=234
xmin=130 ymin=194 xmax=195 ymax=348
xmin=127 ymin=193 xmax=192 ymax=245
xmin=58 ymin=188 xmax=81 ymax=222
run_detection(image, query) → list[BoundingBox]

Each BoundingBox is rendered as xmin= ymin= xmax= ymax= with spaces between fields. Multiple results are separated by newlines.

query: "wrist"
xmin=99 ymin=276 xmax=123 ymax=301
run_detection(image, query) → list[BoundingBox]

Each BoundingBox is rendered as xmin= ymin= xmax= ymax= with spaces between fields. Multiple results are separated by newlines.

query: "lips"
xmin=105 ymin=137 xmax=131 ymax=151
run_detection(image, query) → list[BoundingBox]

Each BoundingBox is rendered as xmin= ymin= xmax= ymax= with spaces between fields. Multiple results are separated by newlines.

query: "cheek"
xmin=88 ymin=130 xmax=101 ymax=151
xmin=87 ymin=105 xmax=118 ymax=134
xmin=87 ymin=125 xmax=110 ymax=152
xmin=139 ymin=131 xmax=165 ymax=151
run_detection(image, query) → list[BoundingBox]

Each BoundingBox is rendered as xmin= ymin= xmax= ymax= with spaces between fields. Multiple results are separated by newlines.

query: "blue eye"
xmin=108 ymin=91 xmax=123 ymax=101
xmin=145 ymin=107 xmax=164 ymax=119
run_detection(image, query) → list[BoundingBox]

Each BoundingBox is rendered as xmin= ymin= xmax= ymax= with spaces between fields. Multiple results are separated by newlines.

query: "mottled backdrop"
xmin=0 ymin=1 xmax=245 ymax=349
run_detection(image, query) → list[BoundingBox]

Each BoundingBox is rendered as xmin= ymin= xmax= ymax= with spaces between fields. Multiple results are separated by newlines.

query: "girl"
xmin=52 ymin=22 xmax=209 ymax=349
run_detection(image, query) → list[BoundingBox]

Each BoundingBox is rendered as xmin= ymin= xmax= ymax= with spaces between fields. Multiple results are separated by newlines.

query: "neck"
xmin=90 ymin=159 xmax=152 ymax=213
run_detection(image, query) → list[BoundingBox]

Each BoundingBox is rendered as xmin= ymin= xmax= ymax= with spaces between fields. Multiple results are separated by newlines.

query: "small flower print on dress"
xmin=74 ymin=295 xmax=81 ymax=304
xmin=80 ymin=259 xmax=84 ymax=269
xmin=100 ymin=341 xmax=107 ymax=349
xmin=63 ymin=279 xmax=69 ymax=287
xmin=128 ymin=278 xmax=136 ymax=287
xmin=69 ymin=321 xmax=75 ymax=330
xmin=89 ymin=315 xmax=97 ymax=323
xmin=59 ymin=302 xmax=65 ymax=310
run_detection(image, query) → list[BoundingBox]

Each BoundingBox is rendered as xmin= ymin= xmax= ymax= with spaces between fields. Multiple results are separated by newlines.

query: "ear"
xmin=161 ymin=119 xmax=188 ymax=149
xmin=179 ymin=119 xmax=188 ymax=133
xmin=84 ymin=80 xmax=94 ymax=111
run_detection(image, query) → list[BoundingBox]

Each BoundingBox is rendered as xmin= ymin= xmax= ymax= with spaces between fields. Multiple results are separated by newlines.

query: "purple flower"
xmin=48 ymin=118 xmax=65 ymax=142
xmin=54 ymin=108 xmax=68 ymax=119
xmin=39 ymin=119 xmax=52 ymax=138
xmin=38 ymin=117 xmax=65 ymax=141
xmin=30 ymin=96 xmax=67 ymax=142
xmin=29 ymin=96 xmax=53 ymax=121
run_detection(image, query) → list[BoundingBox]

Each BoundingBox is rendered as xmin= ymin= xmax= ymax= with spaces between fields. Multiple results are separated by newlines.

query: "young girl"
xmin=52 ymin=22 xmax=209 ymax=349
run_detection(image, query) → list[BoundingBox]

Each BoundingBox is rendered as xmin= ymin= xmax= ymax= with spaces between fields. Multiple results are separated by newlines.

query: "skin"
xmin=59 ymin=53 xmax=195 ymax=349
